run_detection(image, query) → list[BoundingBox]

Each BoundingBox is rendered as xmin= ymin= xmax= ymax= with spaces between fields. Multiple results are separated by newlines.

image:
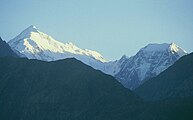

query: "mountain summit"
xmin=8 ymin=26 xmax=187 ymax=90
xmin=8 ymin=25 xmax=107 ymax=70
xmin=141 ymin=43 xmax=186 ymax=56
xmin=114 ymin=43 xmax=187 ymax=89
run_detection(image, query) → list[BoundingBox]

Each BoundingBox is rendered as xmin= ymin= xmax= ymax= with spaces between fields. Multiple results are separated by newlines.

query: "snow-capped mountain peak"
xmin=142 ymin=43 xmax=169 ymax=52
xmin=115 ymin=43 xmax=187 ymax=90
xmin=140 ymin=43 xmax=187 ymax=57
xmin=26 ymin=25 xmax=38 ymax=31
xmin=8 ymin=25 xmax=107 ymax=66
xmin=8 ymin=25 xmax=188 ymax=90
xmin=19 ymin=25 xmax=39 ymax=37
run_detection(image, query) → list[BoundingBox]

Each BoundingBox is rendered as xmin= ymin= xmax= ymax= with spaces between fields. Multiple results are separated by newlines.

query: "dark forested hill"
xmin=0 ymin=57 xmax=142 ymax=120
xmin=135 ymin=53 xmax=193 ymax=101
xmin=0 ymin=54 xmax=193 ymax=120
xmin=0 ymin=37 xmax=18 ymax=57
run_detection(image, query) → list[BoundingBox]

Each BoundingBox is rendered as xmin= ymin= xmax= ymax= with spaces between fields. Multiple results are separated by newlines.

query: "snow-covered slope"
xmin=115 ymin=43 xmax=187 ymax=90
xmin=8 ymin=25 xmax=109 ymax=71
xmin=102 ymin=55 xmax=128 ymax=75
xmin=8 ymin=25 xmax=188 ymax=90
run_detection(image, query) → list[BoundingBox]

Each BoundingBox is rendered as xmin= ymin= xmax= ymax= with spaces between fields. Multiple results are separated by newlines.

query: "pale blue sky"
xmin=0 ymin=0 xmax=193 ymax=60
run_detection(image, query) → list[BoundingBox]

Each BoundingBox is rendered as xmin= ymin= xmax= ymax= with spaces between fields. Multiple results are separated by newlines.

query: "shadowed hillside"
xmin=0 ymin=57 xmax=143 ymax=120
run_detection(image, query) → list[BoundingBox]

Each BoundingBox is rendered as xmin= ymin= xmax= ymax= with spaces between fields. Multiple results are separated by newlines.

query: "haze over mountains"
xmin=8 ymin=25 xmax=187 ymax=89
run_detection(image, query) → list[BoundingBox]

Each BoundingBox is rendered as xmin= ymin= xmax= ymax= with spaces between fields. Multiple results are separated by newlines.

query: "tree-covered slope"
xmin=1 ymin=55 xmax=193 ymax=120
xmin=0 ymin=57 xmax=142 ymax=120
xmin=137 ymin=97 xmax=193 ymax=120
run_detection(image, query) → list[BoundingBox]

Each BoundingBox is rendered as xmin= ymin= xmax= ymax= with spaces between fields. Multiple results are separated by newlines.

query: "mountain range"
xmin=8 ymin=25 xmax=187 ymax=89
xmin=0 ymin=48 xmax=192 ymax=120
xmin=0 ymin=26 xmax=193 ymax=119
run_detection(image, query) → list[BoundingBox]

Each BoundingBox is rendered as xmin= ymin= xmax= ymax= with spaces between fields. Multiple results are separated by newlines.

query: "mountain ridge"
xmin=8 ymin=25 xmax=188 ymax=90
xmin=114 ymin=42 xmax=187 ymax=89
xmin=0 ymin=37 xmax=18 ymax=57
xmin=134 ymin=52 xmax=193 ymax=101
xmin=0 ymin=56 xmax=193 ymax=120
xmin=8 ymin=25 xmax=106 ymax=62
xmin=0 ymin=56 xmax=143 ymax=120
